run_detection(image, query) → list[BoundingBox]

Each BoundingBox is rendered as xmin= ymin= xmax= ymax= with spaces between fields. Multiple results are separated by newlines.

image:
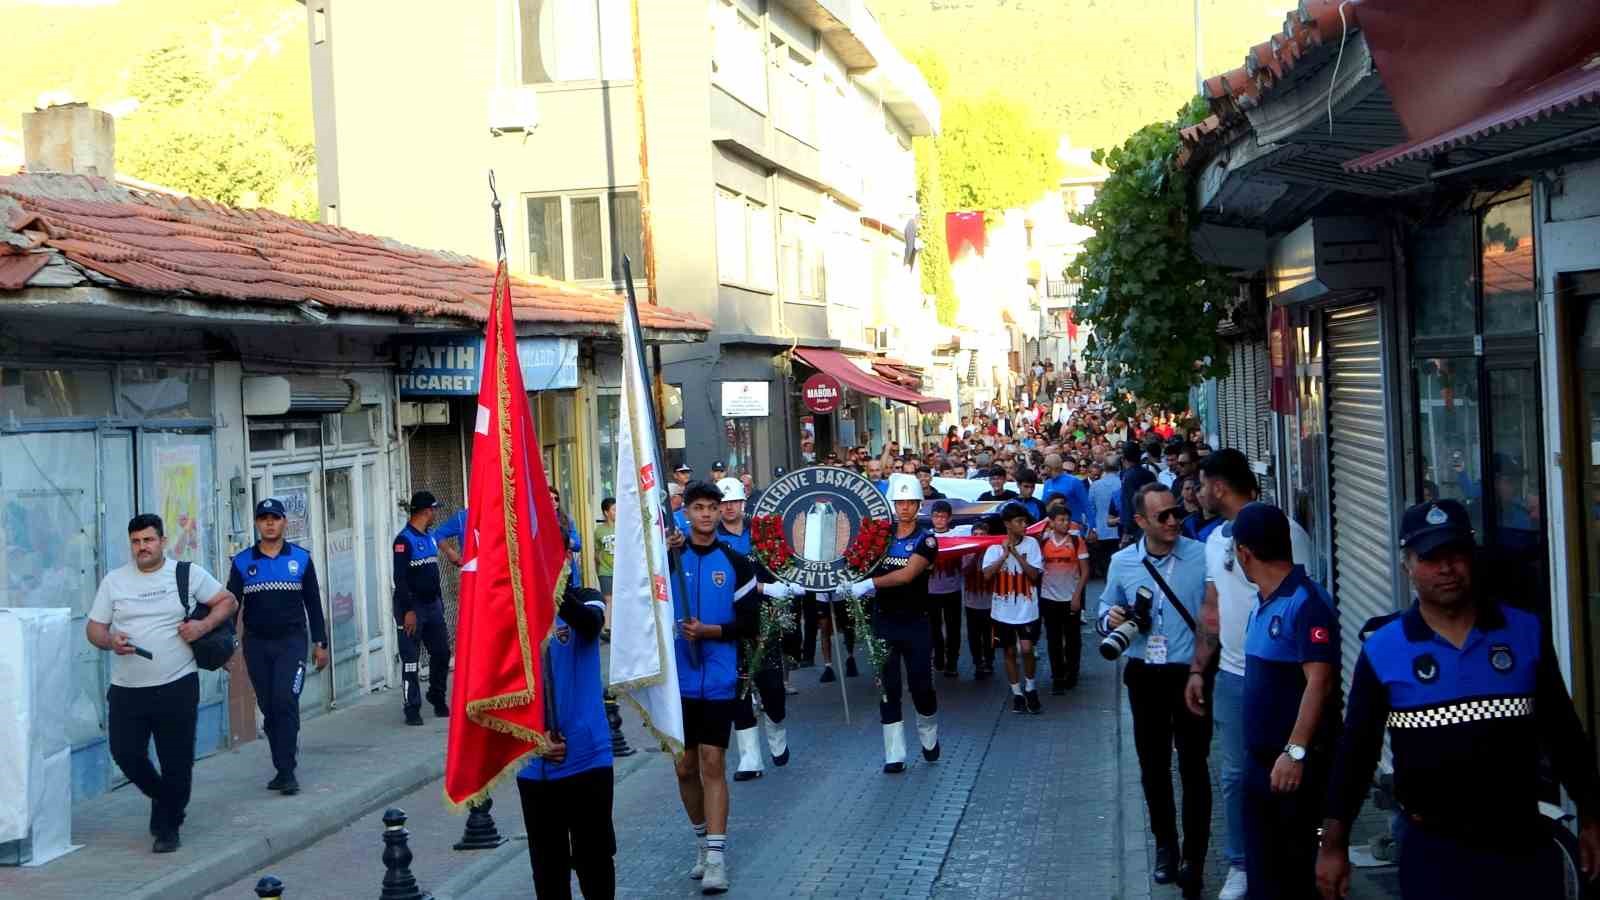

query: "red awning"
xmin=794 ymin=347 xmax=950 ymax=414
xmin=1346 ymin=61 xmax=1600 ymax=174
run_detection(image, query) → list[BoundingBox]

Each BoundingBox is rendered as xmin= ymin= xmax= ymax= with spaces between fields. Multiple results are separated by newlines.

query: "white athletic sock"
xmin=693 ymin=822 xmax=708 ymax=847
xmin=1010 ymin=682 xmax=1023 ymax=696
xmin=1024 ymin=677 xmax=1036 ymax=692
xmin=706 ymin=833 xmax=727 ymax=866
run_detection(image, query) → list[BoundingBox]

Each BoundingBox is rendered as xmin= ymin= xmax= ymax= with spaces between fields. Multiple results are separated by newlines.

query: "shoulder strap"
xmin=1142 ymin=556 xmax=1198 ymax=634
xmin=177 ymin=561 xmax=192 ymax=614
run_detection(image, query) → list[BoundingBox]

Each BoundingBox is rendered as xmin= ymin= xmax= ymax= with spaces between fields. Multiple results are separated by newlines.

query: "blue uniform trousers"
xmin=243 ymin=632 xmax=308 ymax=776
xmin=1397 ymin=819 xmax=1563 ymax=900
xmin=398 ymin=601 xmax=451 ymax=713
xmin=1242 ymin=751 xmax=1324 ymax=899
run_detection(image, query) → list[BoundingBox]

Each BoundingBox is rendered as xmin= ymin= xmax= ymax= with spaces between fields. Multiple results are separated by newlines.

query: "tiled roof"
xmin=0 ymin=173 xmax=709 ymax=335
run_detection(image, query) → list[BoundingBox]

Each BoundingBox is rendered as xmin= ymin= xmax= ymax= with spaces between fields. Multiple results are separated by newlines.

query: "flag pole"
xmin=628 ymin=0 xmax=670 ymax=439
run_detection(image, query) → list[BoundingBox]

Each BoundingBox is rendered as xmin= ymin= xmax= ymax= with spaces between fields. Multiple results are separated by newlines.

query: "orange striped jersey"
xmin=1040 ymin=531 xmax=1090 ymax=602
xmin=980 ymin=536 xmax=1042 ymax=625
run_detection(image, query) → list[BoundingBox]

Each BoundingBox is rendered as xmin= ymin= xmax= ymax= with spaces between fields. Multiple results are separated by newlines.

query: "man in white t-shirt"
xmin=86 ymin=513 xmax=236 ymax=854
xmin=1184 ymin=450 xmax=1313 ymax=900
xmin=982 ymin=503 xmax=1045 ymax=714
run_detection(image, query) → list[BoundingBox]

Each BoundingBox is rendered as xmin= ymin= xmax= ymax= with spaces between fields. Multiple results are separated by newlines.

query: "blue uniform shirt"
xmin=716 ymin=520 xmax=752 ymax=556
xmin=1182 ymin=511 xmax=1224 ymax=543
xmin=392 ymin=524 xmax=443 ymax=616
xmin=1095 ymin=536 xmax=1207 ymax=665
xmin=517 ymin=599 xmax=613 ymax=782
xmin=227 ymin=542 xmax=327 ymax=645
xmin=1042 ymin=473 xmax=1090 ymax=526
xmin=433 ymin=510 xmax=467 ymax=544
xmin=672 ymin=540 xmax=758 ymax=700
xmin=1242 ymin=565 xmax=1340 ymax=755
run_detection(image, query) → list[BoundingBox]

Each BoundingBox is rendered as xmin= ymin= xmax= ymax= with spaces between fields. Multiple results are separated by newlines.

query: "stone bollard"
xmin=254 ymin=875 xmax=284 ymax=898
xmin=453 ymin=797 xmax=508 ymax=851
xmin=380 ymin=808 xmax=431 ymax=900
xmin=605 ymin=695 xmax=636 ymax=757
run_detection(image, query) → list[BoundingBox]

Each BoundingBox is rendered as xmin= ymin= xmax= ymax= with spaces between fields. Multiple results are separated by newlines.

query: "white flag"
xmin=606 ymin=289 xmax=685 ymax=753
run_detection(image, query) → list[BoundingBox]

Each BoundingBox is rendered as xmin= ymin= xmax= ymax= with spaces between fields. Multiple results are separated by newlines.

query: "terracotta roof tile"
xmin=0 ymin=173 xmax=709 ymax=335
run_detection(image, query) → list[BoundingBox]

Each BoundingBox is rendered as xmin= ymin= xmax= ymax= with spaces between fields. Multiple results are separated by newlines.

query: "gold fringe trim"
xmin=616 ymin=689 xmax=686 ymax=760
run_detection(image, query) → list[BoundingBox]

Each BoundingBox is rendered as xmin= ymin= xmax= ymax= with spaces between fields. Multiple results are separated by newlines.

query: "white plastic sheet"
xmin=0 ymin=608 xmax=79 ymax=865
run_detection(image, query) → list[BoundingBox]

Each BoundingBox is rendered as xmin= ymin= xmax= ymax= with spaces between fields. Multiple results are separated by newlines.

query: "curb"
xmin=431 ymin=743 xmax=662 ymax=899
xmin=1114 ymin=661 xmax=1153 ymax=899
xmin=130 ymin=755 xmax=445 ymax=900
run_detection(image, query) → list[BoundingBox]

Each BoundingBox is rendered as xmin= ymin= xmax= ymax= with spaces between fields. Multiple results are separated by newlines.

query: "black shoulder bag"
xmin=1142 ymin=557 xmax=1199 ymax=635
xmin=178 ymin=561 xmax=238 ymax=671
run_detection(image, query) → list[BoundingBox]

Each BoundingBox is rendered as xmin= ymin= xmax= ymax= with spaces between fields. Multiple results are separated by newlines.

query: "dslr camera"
xmin=1098 ymin=586 xmax=1154 ymax=661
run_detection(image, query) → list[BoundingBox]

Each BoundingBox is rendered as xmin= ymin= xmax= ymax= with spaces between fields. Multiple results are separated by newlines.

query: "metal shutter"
xmin=407 ymin=419 xmax=465 ymax=655
xmin=1324 ymin=303 xmax=1398 ymax=697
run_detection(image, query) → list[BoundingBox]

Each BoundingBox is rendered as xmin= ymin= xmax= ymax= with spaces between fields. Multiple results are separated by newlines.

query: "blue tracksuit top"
xmin=672 ymin=539 xmax=758 ymax=700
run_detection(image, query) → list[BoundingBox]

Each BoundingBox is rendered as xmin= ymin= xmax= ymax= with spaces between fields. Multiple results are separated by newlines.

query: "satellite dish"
xmin=902 ymin=216 xmax=920 ymax=268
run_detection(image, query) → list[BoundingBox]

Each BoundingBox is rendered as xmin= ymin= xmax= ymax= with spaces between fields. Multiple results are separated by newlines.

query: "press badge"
xmin=1146 ymin=635 xmax=1168 ymax=665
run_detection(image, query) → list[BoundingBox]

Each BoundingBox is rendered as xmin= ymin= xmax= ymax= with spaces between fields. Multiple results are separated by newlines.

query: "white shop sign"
xmin=720 ymin=381 xmax=769 ymax=418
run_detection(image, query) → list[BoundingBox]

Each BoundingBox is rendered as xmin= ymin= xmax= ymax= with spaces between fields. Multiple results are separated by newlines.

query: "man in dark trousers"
xmin=228 ymin=498 xmax=328 ymax=796
xmin=1117 ymin=440 xmax=1157 ymax=548
xmin=517 ymin=586 xmax=616 ymax=900
xmin=392 ymin=490 xmax=451 ymax=726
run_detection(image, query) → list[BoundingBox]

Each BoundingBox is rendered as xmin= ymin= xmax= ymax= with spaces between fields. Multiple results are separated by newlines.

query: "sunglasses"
xmin=1145 ymin=507 xmax=1183 ymax=524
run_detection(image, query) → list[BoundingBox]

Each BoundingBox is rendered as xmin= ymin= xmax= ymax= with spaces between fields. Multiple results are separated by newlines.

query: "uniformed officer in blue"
xmin=228 ymin=498 xmax=327 ymax=796
xmin=1095 ymin=481 xmax=1211 ymax=894
xmin=670 ymin=480 xmax=760 ymax=894
xmin=1229 ymin=503 xmax=1339 ymax=900
xmin=1317 ymin=499 xmax=1600 ymax=899
xmin=847 ymin=473 xmax=942 ymax=774
xmin=393 ymin=490 xmax=451 ymax=726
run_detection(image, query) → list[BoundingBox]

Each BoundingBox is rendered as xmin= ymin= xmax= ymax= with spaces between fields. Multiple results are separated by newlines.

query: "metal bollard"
xmin=452 ymin=797 xmax=508 ymax=851
xmin=380 ymin=808 xmax=431 ymax=900
xmin=605 ymin=695 xmax=636 ymax=757
xmin=254 ymin=875 xmax=284 ymax=898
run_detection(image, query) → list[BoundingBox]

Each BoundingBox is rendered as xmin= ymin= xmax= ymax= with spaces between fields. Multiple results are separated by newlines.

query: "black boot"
xmin=1152 ymin=843 xmax=1178 ymax=884
xmin=845 ymin=657 xmax=859 ymax=677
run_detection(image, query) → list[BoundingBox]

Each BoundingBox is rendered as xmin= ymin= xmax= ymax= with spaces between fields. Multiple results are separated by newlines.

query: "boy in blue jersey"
xmin=516 ymin=586 xmax=615 ymax=900
xmin=229 ymin=499 xmax=328 ymax=796
xmin=671 ymin=481 xmax=760 ymax=894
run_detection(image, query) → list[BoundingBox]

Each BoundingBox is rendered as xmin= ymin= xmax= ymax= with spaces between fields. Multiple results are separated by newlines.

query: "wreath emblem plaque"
xmin=748 ymin=467 xmax=893 ymax=592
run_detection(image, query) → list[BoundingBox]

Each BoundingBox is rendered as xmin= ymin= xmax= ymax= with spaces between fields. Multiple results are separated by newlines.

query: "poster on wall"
xmin=327 ymin=528 xmax=359 ymax=649
xmin=156 ymin=445 xmax=203 ymax=561
xmin=277 ymin=485 xmax=312 ymax=545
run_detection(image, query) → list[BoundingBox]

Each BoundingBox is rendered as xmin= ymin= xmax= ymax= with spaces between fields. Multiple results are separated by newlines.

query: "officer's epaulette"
xmin=1358 ymin=612 xmax=1402 ymax=642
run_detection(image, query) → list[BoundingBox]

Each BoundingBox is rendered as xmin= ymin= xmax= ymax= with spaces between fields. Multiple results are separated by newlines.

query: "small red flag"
xmin=1066 ymin=308 xmax=1079 ymax=343
xmin=1310 ymin=626 xmax=1331 ymax=645
xmin=444 ymin=262 xmax=569 ymax=808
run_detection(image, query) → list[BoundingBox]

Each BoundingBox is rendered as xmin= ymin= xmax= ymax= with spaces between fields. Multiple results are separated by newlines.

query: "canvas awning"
xmin=793 ymin=347 xmax=950 ymax=414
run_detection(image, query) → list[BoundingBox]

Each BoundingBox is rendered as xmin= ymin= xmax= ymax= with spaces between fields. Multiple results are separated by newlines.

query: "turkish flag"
xmin=1065 ymin=308 xmax=1078 ymax=342
xmin=444 ymin=261 xmax=568 ymax=807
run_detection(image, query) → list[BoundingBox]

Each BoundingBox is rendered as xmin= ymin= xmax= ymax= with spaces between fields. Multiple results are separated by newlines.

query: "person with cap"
xmin=393 ymin=490 xmax=451 ymax=726
xmin=846 ymin=473 xmax=942 ymax=773
xmin=713 ymin=477 xmax=796 ymax=784
xmin=669 ymin=483 xmax=690 ymax=534
xmin=670 ymin=480 xmax=760 ymax=894
xmin=709 ymin=460 xmax=728 ymax=483
xmin=983 ymin=501 xmax=1046 ymax=713
xmin=926 ymin=499 xmax=964 ymax=679
xmin=1316 ymin=499 xmax=1600 ymax=900
xmin=1225 ymin=503 xmax=1339 ymax=900
xmin=1096 ymin=482 xmax=1210 ymax=894
xmin=228 ymin=498 xmax=328 ymax=795
xmin=674 ymin=463 xmax=694 ymax=488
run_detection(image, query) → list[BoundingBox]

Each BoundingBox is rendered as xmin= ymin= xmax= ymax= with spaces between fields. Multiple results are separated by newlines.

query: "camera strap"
xmin=1142 ymin=557 xmax=1197 ymax=635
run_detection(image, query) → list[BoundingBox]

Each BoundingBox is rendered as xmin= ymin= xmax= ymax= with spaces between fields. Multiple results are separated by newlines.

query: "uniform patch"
xmin=1425 ymin=505 xmax=1448 ymax=525
xmin=555 ymin=624 xmax=572 ymax=645
xmin=1489 ymin=643 xmax=1515 ymax=673
xmin=1310 ymin=626 xmax=1331 ymax=645
xmin=291 ymin=661 xmax=305 ymax=696
xmin=395 ymin=544 xmax=407 ymax=553
xmin=288 ymin=560 xmax=299 ymax=574
xmin=247 ymin=565 xmax=258 ymax=578
xmin=924 ymin=536 xmax=938 ymax=551
xmin=712 ymin=570 xmax=727 ymax=587
xmin=1412 ymin=653 xmax=1440 ymax=683
xmin=1268 ymin=616 xmax=1283 ymax=638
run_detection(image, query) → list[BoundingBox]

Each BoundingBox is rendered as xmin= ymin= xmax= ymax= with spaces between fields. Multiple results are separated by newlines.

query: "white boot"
xmin=762 ymin=713 xmax=789 ymax=766
xmin=916 ymin=713 xmax=940 ymax=762
xmin=882 ymin=721 xmax=907 ymax=773
xmin=733 ymin=727 xmax=763 ymax=781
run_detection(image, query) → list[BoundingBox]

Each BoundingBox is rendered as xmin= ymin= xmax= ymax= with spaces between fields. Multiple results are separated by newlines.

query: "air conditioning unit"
xmin=489 ymin=85 xmax=540 ymax=135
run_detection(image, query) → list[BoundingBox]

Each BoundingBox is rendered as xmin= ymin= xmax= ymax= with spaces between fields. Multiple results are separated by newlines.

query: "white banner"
xmin=606 ymin=295 xmax=685 ymax=753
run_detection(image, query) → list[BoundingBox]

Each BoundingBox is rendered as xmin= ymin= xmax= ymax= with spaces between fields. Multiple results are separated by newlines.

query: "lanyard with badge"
xmin=1143 ymin=551 xmax=1176 ymax=664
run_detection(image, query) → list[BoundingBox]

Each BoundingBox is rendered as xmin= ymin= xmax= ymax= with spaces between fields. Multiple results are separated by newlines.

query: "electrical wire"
xmin=1326 ymin=1 xmax=1356 ymax=134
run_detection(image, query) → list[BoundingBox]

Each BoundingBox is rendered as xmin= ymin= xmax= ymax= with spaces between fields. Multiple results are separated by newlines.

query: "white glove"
xmin=848 ymin=579 xmax=876 ymax=600
xmin=762 ymin=582 xmax=796 ymax=600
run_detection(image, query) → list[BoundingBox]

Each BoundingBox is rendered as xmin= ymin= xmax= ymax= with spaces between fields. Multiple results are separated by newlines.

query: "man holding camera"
xmin=1096 ymin=483 xmax=1211 ymax=895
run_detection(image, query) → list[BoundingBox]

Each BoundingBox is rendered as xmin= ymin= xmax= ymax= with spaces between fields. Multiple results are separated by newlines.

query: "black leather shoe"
xmin=819 ymin=666 xmax=836 ymax=683
xmin=882 ymin=761 xmax=905 ymax=774
xmin=1152 ymin=844 xmax=1178 ymax=884
xmin=432 ymin=702 xmax=450 ymax=718
xmin=1011 ymin=694 xmax=1027 ymax=714
xmin=276 ymin=774 xmax=299 ymax=796
xmin=404 ymin=710 xmax=424 ymax=726
xmin=733 ymin=770 xmax=762 ymax=782
xmin=922 ymin=742 xmax=940 ymax=762
xmin=266 ymin=772 xmax=290 ymax=792
xmin=772 ymin=748 xmax=790 ymax=767
xmin=1177 ymin=859 xmax=1203 ymax=893
xmin=845 ymin=657 xmax=859 ymax=677
xmin=1050 ymin=679 xmax=1067 ymax=696
xmin=152 ymin=833 xmax=181 ymax=854
xmin=1025 ymin=689 xmax=1043 ymax=714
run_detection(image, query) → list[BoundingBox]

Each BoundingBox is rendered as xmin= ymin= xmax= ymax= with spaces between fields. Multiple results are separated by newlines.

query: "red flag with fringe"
xmin=444 ymin=261 xmax=568 ymax=807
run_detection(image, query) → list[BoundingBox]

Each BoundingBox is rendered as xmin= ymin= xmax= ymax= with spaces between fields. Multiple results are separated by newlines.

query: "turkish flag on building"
xmin=1065 ymin=308 xmax=1078 ymax=343
xmin=444 ymin=261 xmax=568 ymax=807
xmin=945 ymin=211 xmax=985 ymax=262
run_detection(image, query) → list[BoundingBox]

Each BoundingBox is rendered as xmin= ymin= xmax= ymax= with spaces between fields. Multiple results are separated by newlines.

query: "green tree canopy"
xmin=936 ymin=95 xmax=1061 ymax=214
xmin=1070 ymin=98 xmax=1233 ymax=410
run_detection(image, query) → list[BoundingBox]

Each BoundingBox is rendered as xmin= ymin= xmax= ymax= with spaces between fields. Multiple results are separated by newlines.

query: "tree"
xmin=935 ymin=95 xmax=1061 ymax=214
xmin=910 ymin=52 xmax=959 ymax=326
xmin=1070 ymin=97 xmax=1233 ymax=410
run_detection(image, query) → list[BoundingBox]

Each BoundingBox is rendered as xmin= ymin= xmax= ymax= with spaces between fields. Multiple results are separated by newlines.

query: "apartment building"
xmin=303 ymin=0 xmax=942 ymax=488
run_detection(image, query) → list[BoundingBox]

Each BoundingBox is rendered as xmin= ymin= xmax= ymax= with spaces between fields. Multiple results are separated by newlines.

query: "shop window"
xmin=1414 ymin=357 xmax=1483 ymax=533
xmin=527 ymin=195 xmax=566 ymax=280
xmin=0 ymin=368 xmax=114 ymax=422
xmin=118 ymin=366 xmax=212 ymax=419
xmin=1482 ymin=195 xmax=1536 ymax=336
xmin=1409 ymin=217 xmax=1476 ymax=340
xmin=248 ymin=426 xmax=286 ymax=453
xmin=526 ymin=190 xmax=641 ymax=286
xmin=595 ymin=392 xmax=620 ymax=510
xmin=723 ymin=417 xmax=756 ymax=475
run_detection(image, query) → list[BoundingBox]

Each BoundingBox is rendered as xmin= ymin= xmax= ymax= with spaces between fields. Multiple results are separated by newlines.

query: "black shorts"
xmin=681 ymin=698 xmax=737 ymax=749
xmin=991 ymin=618 xmax=1041 ymax=646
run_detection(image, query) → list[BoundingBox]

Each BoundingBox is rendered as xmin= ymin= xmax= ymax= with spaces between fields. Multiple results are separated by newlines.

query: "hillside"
xmin=0 ymin=0 xmax=313 ymax=217
xmin=871 ymin=0 xmax=1292 ymax=152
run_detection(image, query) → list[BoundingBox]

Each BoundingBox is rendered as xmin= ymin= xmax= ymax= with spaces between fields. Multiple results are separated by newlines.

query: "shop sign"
xmin=748 ymin=466 xmax=892 ymax=591
xmin=396 ymin=335 xmax=578 ymax=396
xmin=720 ymin=381 xmax=769 ymax=417
xmin=801 ymin=373 xmax=841 ymax=414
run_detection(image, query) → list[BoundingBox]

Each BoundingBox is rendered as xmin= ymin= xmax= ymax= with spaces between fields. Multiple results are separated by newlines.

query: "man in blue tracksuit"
xmin=517 ymin=586 xmax=615 ymax=900
xmin=670 ymin=480 xmax=759 ymax=895
xmin=229 ymin=498 xmax=328 ymax=796
xmin=393 ymin=490 xmax=451 ymax=726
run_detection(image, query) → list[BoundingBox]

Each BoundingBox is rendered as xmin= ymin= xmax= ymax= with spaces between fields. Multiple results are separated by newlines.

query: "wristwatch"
xmin=1283 ymin=742 xmax=1307 ymax=762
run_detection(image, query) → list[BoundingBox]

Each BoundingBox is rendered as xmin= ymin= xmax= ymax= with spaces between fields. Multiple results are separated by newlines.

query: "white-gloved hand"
xmin=762 ymin=581 xmax=795 ymax=600
xmin=849 ymin=579 xmax=876 ymax=600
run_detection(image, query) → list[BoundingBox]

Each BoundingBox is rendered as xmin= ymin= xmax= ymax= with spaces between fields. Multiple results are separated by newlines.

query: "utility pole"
xmin=1193 ymin=0 xmax=1205 ymax=96
xmin=630 ymin=0 xmax=658 ymax=308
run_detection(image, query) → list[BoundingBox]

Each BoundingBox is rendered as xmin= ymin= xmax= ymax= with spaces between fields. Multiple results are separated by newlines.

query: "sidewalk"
xmin=0 ymin=689 xmax=449 ymax=900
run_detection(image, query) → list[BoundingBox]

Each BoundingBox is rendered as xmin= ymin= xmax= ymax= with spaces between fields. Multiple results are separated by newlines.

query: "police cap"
xmin=254 ymin=498 xmax=287 ymax=519
xmin=409 ymin=490 xmax=439 ymax=512
xmin=1399 ymin=499 xmax=1475 ymax=558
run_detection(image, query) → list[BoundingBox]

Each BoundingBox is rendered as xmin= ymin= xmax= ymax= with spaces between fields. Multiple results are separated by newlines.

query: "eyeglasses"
xmin=1147 ymin=507 xmax=1183 ymax=524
